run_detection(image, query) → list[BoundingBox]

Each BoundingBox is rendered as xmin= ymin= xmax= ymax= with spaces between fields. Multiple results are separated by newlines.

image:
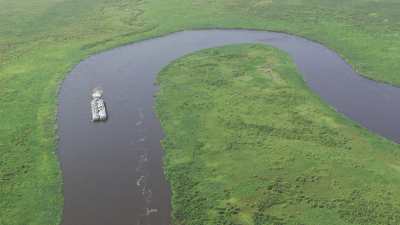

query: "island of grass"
xmin=156 ymin=44 xmax=400 ymax=225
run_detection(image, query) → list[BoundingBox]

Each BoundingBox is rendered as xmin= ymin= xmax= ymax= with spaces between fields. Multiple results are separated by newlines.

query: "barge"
xmin=91 ymin=90 xmax=107 ymax=121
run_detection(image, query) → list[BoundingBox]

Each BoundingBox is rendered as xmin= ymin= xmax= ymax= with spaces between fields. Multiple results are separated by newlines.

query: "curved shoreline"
xmin=58 ymin=29 xmax=400 ymax=225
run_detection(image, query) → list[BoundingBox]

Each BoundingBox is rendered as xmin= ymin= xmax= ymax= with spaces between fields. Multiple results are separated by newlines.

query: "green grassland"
xmin=1 ymin=0 xmax=400 ymax=224
xmin=156 ymin=44 xmax=400 ymax=225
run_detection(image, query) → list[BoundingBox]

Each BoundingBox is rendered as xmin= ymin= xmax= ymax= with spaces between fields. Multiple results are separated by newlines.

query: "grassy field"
xmin=1 ymin=0 xmax=400 ymax=224
xmin=156 ymin=44 xmax=400 ymax=225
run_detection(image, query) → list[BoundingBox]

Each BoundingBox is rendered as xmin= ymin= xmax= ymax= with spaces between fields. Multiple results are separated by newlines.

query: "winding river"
xmin=58 ymin=29 xmax=400 ymax=225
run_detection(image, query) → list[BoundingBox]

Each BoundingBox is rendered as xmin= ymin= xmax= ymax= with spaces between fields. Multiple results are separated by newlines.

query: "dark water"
xmin=58 ymin=29 xmax=400 ymax=225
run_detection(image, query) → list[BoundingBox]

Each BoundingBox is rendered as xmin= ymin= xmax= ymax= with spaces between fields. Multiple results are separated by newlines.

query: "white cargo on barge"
xmin=91 ymin=90 xmax=107 ymax=121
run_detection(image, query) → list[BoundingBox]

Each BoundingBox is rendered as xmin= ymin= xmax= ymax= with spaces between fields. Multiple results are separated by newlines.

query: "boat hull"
xmin=91 ymin=98 xmax=107 ymax=121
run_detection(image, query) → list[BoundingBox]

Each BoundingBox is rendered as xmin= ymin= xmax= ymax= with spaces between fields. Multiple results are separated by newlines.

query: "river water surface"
xmin=58 ymin=30 xmax=400 ymax=225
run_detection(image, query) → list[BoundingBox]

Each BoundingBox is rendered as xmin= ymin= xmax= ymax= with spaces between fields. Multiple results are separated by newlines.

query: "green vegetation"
xmin=1 ymin=0 xmax=400 ymax=224
xmin=156 ymin=44 xmax=400 ymax=225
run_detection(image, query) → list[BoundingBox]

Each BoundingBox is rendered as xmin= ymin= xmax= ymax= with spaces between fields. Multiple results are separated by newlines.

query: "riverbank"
xmin=156 ymin=44 xmax=400 ymax=225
